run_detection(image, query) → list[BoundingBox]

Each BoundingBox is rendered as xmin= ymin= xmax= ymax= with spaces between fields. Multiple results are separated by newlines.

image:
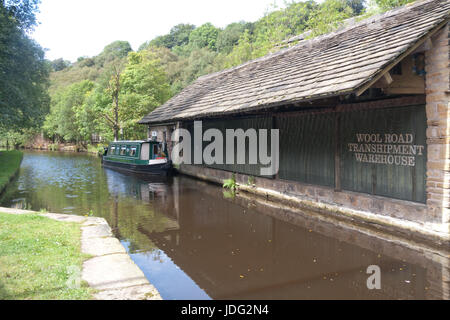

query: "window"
xmin=109 ymin=146 xmax=116 ymax=155
xmin=152 ymin=144 xmax=160 ymax=159
xmin=130 ymin=147 xmax=137 ymax=157
xmin=120 ymin=146 xmax=126 ymax=155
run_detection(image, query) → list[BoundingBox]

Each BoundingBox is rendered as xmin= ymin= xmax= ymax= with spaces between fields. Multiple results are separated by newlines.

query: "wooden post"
xmin=334 ymin=111 xmax=341 ymax=191
xmin=273 ymin=114 xmax=279 ymax=180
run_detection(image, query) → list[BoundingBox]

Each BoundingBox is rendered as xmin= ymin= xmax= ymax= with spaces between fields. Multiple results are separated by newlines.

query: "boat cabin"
xmin=104 ymin=140 xmax=168 ymax=165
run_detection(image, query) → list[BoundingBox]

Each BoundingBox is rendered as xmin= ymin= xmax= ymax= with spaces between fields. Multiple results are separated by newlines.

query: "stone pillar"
xmin=425 ymin=23 xmax=450 ymax=231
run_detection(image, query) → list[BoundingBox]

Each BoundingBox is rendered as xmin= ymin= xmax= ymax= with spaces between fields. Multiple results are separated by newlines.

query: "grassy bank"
xmin=0 ymin=213 xmax=93 ymax=300
xmin=0 ymin=150 xmax=23 ymax=193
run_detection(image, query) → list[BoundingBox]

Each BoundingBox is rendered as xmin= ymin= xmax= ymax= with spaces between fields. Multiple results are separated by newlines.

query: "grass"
xmin=0 ymin=213 xmax=93 ymax=300
xmin=0 ymin=150 xmax=23 ymax=193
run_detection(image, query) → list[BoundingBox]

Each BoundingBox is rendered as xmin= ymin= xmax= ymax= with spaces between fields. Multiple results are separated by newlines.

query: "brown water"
xmin=1 ymin=151 xmax=448 ymax=299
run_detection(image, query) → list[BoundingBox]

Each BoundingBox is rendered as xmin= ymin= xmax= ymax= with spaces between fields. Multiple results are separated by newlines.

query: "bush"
xmin=48 ymin=143 xmax=59 ymax=151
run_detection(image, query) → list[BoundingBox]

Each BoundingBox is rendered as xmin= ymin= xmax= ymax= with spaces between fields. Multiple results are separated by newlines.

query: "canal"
xmin=0 ymin=151 xmax=448 ymax=299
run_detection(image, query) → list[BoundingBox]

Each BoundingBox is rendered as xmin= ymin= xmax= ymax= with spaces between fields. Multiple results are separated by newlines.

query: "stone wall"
xmin=425 ymin=23 xmax=450 ymax=230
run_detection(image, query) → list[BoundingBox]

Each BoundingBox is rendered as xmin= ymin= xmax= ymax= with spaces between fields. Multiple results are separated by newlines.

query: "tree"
xmin=216 ymin=22 xmax=247 ymax=54
xmin=43 ymin=80 xmax=94 ymax=143
xmin=119 ymin=51 xmax=171 ymax=139
xmin=102 ymin=63 xmax=123 ymax=141
xmin=1 ymin=0 xmax=40 ymax=31
xmin=51 ymin=58 xmax=71 ymax=71
xmin=188 ymin=23 xmax=221 ymax=51
xmin=307 ymin=0 xmax=355 ymax=37
xmin=374 ymin=0 xmax=414 ymax=11
xmin=95 ymin=41 xmax=132 ymax=67
xmin=0 ymin=0 xmax=50 ymax=130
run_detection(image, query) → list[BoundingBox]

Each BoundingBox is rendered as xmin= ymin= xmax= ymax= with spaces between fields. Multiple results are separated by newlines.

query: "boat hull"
xmin=102 ymin=158 xmax=173 ymax=176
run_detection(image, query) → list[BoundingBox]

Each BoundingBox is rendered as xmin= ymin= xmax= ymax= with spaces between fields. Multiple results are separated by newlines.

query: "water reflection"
xmin=1 ymin=151 xmax=448 ymax=300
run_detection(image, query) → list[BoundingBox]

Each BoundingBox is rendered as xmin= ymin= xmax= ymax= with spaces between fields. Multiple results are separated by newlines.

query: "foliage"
xmin=0 ymin=0 xmax=50 ymax=130
xmin=188 ymin=23 xmax=221 ymax=51
xmin=223 ymin=173 xmax=237 ymax=191
xmin=118 ymin=50 xmax=171 ymax=139
xmin=51 ymin=58 xmax=71 ymax=71
xmin=216 ymin=22 xmax=249 ymax=54
xmin=0 ymin=128 xmax=39 ymax=148
xmin=373 ymin=0 xmax=414 ymax=11
xmin=48 ymin=143 xmax=59 ymax=151
xmin=144 ymin=23 xmax=196 ymax=50
xmin=307 ymin=0 xmax=355 ymax=37
xmin=94 ymin=40 xmax=132 ymax=67
xmin=0 ymin=213 xmax=93 ymax=299
xmin=43 ymin=80 xmax=95 ymax=143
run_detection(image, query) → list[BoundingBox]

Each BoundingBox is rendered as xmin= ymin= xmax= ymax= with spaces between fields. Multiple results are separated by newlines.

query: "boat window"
xmin=120 ymin=146 xmax=127 ymax=155
xmin=130 ymin=147 xmax=137 ymax=157
xmin=152 ymin=144 xmax=159 ymax=159
xmin=109 ymin=146 xmax=115 ymax=155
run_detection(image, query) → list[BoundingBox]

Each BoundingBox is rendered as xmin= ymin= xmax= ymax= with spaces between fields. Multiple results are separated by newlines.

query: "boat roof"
xmin=109 ymin=140 xmax=161 ymax=145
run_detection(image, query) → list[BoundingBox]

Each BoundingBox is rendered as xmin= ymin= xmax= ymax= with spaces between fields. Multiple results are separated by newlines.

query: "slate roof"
xmin=140 ymin=0 xmax=450 ymax=125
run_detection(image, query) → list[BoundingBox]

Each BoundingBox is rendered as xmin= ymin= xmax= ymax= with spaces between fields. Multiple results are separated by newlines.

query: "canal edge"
xmin=0 ymin=207 xmax=162 ymax=300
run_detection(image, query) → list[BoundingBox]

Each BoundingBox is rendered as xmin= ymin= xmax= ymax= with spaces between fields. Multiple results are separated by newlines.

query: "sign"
xmin=347 ymin=133 xmax=425 ymax=167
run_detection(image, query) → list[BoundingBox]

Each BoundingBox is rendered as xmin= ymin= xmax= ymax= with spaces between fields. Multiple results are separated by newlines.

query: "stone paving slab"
xmin=82 ymin=254 xmax=150 ymax=290
xmin=83 ymin=216 xmax=109 ymax=226
xmin=81 ymin=236 xmax=126 ymax=256
xmin=93 ymin=284 xmax=162 ymax=300
xmin=82 ymin=224 xmax=113 ymax=239
xmin=42 ymin=213 xmax=87 ymax=223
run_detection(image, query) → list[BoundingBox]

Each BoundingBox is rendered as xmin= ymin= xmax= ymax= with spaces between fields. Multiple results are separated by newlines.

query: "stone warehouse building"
xmin=140 ymin=0 xmax=450 ymax=245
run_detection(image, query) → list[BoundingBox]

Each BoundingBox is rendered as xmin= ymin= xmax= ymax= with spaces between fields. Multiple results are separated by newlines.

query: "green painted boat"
xmin=102 ymin=140 xmax=172 ymax=175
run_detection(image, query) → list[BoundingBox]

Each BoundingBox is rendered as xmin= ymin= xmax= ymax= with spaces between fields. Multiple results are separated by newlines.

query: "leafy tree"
xmin=118 ymin=51 xmax=171 ymax=139
xmin=347 ymin=0 xmax=366 ymax=14
xmin=188 ymin=23 xmax=221 ymax=51
xmin=95 ymin=40 xmax=132 ymax=67
xmin=1 ymin=0 xmax=40 ymax=31
xmin=168 ymin=23 xmax=196 ymax=48
xmin=43 ymin=80 xmax=94 ymax=143
xmin=0 ymin=0 xmax=50 ymax=130
xmin=373 ymin=0 xmax=414 ymax=11
xmin=89 ymin=51 xmax=171 ymax=141
xmin=51 ymin=58 xmax=71 ymax=71
xmin=307 ymin=0 xmax=355 ymax=37
xmin=216 ymin=22 xmax=248 ymax=54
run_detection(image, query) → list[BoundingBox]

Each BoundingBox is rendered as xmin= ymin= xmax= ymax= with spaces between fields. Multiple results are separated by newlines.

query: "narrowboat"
xmin=102 ymin=140 xmax=172 ymax=175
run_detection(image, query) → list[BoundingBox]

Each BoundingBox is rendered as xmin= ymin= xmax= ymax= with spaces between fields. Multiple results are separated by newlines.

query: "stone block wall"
xmin=425 ymin=23 xmax=450 ymax=228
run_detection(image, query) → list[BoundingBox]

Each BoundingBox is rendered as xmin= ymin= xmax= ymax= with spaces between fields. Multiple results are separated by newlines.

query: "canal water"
xmin=0 ymin=151 xmax=448 ymax=299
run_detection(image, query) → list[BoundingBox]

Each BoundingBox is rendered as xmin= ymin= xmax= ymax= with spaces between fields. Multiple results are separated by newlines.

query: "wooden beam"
xmin=334 ymin=111 xmax=341 ymax=192
xmin=356 ymin=19 xmax=448 ymax=97
xmin=336 ymin=95 xmax=426 ymax=112
xmin=383 ymin=72 xmax=393 ymax=85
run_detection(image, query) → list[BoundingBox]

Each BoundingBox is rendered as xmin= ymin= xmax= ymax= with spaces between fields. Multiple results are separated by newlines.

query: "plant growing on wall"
xmin=223 ymin=173 xmax=237 ymax=191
